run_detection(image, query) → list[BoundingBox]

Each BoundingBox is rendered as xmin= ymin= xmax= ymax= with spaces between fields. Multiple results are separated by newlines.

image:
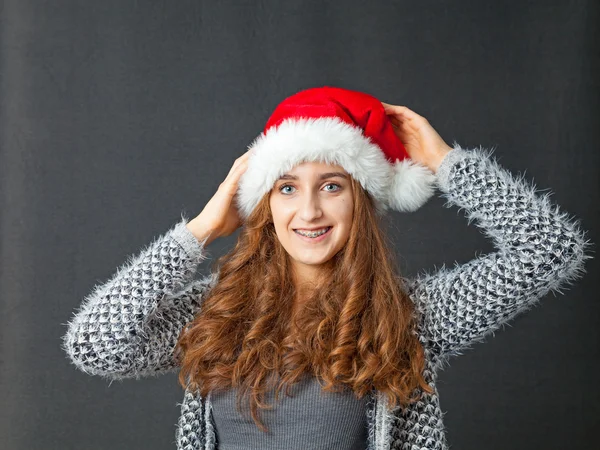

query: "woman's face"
xmin=269 ymin=161 xmax=354 ymax=282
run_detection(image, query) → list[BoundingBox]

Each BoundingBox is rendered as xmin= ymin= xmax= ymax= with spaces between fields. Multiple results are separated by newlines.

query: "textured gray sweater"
xmin=62 ymin=145 xmax=592 ymax=449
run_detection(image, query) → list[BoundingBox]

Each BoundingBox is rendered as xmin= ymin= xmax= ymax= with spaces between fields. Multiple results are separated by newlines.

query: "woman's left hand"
xmin=381 ymin=102 xmax=453 ymax=173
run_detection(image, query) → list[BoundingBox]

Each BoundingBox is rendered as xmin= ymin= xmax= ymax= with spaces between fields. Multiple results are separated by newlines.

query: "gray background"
xmin=1 ymin=1 xmax=598 ymax=449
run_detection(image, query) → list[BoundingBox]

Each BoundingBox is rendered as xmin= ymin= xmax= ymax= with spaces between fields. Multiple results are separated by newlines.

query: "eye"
xmin=323 ymin=183 xmax=341 ymax=192
xmin=279 ymin=184 xmax=295 ymax=195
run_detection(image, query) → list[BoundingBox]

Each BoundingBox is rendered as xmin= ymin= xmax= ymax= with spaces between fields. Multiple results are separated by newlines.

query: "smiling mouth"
xmin=293 ymin=226 xmax=332 ymax=238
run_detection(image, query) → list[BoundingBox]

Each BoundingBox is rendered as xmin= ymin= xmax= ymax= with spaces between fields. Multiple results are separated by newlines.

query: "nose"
xmin=298 ymin=191 xmax=323 ymax=222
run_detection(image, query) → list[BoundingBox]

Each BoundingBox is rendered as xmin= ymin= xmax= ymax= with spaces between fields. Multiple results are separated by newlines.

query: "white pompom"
xmin=388 ymin=159 xmax=436 ymax=212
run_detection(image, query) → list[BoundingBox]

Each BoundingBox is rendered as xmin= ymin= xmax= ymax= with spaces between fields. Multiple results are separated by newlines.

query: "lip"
xmin=293 ymin=226 xmax=333 ymax=243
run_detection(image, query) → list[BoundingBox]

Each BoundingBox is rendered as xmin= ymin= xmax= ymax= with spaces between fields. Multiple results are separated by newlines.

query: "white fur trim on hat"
xmin=236 ymin=117 xmax=435 ymax=219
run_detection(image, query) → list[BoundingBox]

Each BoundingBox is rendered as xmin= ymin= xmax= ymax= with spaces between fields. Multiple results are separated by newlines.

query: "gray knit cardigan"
xmin=62 ymin=146 xmax=592 ymax=449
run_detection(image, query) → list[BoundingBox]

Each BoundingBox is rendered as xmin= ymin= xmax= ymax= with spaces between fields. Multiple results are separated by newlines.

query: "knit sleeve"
xmin=61 ymin=212 xmax=217 ymax=381
xmin=404 ymin=145 xmax=593 ymax=364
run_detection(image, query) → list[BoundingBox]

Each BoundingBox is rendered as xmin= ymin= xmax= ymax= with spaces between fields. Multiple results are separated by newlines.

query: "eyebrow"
xmin=276 ymin=172 xmax=349 ymax=182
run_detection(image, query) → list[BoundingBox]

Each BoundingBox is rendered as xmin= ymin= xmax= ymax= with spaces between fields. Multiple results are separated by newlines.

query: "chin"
xmin=293 ymin=254 xmax=335 ymax=266
xmin=297 ymin=259 xmax=328 ymax=266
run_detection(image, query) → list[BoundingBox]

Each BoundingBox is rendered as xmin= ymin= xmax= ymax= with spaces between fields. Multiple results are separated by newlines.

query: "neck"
xmin=292 ymin=264 xmax=318 ymax=287
xmin=292 ymin=280 xmax=314 ymax=309
xmin=289 ymin=258 xmax=333 ymax=313
xmin=291 ymin=273 xmax=315 ymax=316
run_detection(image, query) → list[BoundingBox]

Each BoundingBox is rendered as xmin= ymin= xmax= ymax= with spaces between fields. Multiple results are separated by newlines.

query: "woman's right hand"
xmin=186 ymin=149 xmax=253 ymax=245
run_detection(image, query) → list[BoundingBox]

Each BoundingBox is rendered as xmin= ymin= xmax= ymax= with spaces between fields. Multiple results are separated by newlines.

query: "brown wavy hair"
xmin=175 ymin=175 xmax=434 ymax=432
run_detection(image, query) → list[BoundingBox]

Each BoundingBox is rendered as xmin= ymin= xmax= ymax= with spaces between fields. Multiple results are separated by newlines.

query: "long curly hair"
xmin=175 ymin=174 xmax=434 ymax=432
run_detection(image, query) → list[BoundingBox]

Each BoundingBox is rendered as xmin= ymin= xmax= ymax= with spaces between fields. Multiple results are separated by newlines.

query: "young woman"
xmin=63 ymin=86 xmax=592 ymax=450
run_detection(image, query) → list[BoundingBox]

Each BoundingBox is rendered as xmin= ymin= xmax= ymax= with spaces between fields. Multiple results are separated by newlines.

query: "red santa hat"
xmin=236 ymin=86 xmax=436 ymax=220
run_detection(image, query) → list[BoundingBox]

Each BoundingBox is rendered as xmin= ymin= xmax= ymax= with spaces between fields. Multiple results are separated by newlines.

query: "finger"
xmin=388 ymin=114 xmax=402 ymax=125
xmin=381 ymin=102 xmax=407 ymax=114
xmin=227 ymin=160 xmax=241 ymax=177
xmin=391 ymin=120 xmax=403 ymax=130
xmin=382 ymin=102 xmax=425 ymax=122
xmin=227 ymin=159 xmax=249 ymax=183
xmin=388 ymin=115 xmax=406 ymax=130
xmin=382 ymin=104 xmax=416 ymax=123
xmin=226 ymin=151 xmax=251 ymax=176
xmin=221 ymin=160 xmax=248 ymax=195
xmin=235 ymin=148 xmax=254 ymax=163
xmin=397 ymin=106 xmax=427 ymax=123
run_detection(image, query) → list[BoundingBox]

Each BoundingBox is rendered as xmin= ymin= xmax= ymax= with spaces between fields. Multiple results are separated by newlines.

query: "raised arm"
xmin=61 ymin=213 xmax=216 ymax=380
xmin=62 ymin=149 xmax=253 ymax=381
xmin=404 ymin=145 xmax=593 ymax=364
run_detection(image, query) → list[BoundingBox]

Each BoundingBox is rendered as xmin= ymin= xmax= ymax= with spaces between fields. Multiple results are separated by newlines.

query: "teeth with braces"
xmin=295 ymin=228 xmax=330 ymax=237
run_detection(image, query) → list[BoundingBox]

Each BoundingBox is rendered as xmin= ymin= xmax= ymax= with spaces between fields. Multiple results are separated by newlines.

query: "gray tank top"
xmin=210 ymin=375 xmax=370 ymax=449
